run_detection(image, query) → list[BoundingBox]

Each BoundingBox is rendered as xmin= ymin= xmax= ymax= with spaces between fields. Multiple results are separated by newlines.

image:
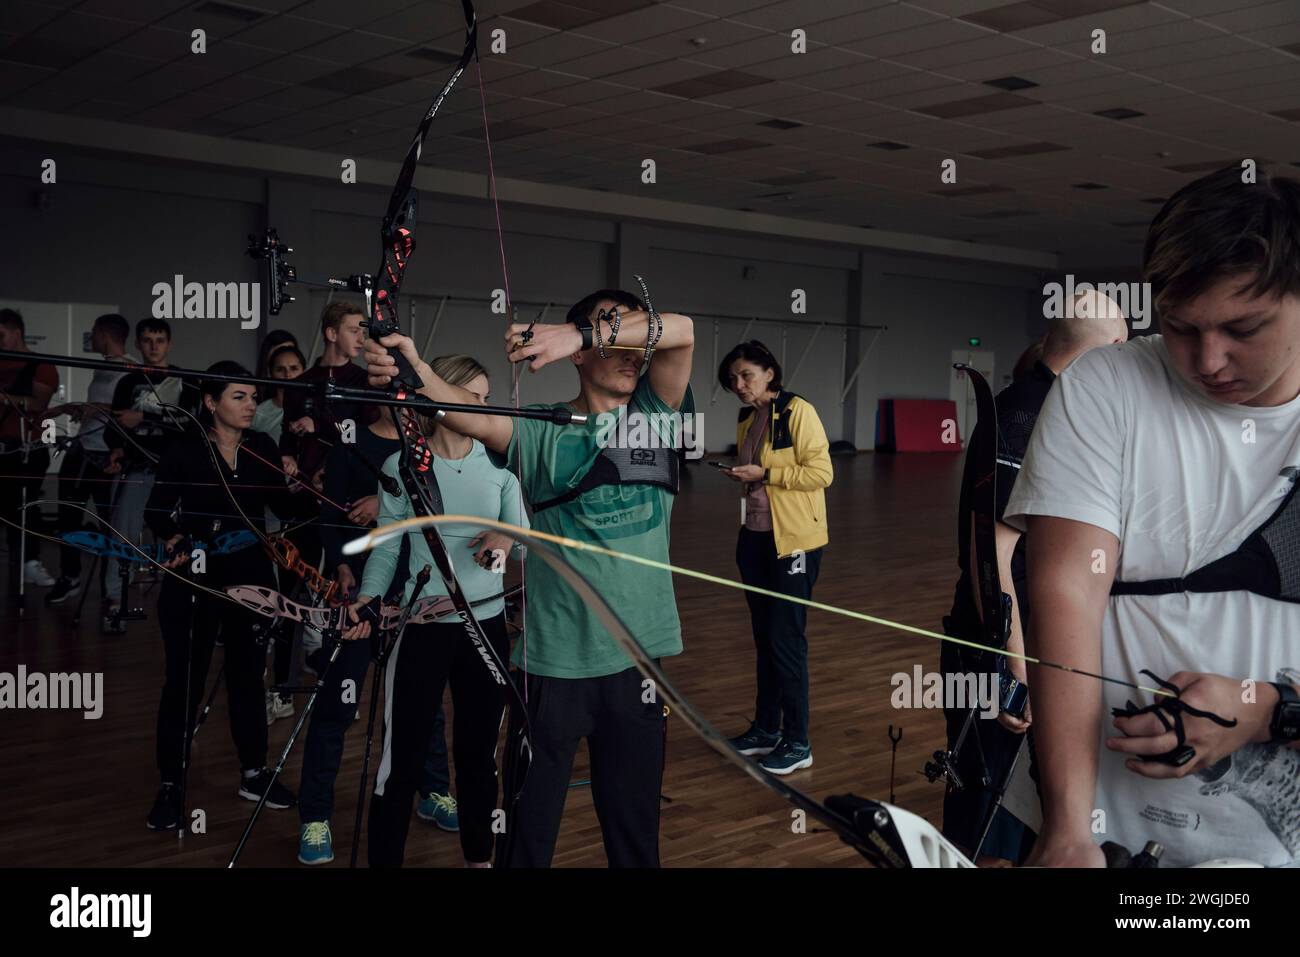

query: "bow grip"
xmin=388 ymin=348 xmax=424 ymax=391
xmin=354 ymin=594 xmax=383 ymax=625
xmin=368 ymin=310 xmax=425 ymax=391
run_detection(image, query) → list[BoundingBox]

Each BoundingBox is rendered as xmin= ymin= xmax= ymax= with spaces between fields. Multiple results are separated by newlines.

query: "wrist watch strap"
xmin=1269 ymin=680 xmax=1300 ymax=742
xmin=571 ymin=316 xmax=593 ymax=351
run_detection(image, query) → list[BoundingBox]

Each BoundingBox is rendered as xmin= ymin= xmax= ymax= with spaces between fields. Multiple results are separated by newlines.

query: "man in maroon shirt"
xmin=0 ymin=308 xmax=59 ymax=594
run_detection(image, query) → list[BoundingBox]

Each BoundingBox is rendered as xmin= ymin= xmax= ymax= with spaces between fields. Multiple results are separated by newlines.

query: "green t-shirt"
xmin=497 ymin=378 xmax=693 ymax=678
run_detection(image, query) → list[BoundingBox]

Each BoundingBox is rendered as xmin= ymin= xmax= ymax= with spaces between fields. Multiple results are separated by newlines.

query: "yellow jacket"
xmin=735 ymin=391 xmax=833 ymax=558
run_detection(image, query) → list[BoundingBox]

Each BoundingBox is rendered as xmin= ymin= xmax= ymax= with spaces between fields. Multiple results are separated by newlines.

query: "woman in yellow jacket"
xmin=717 ymin=340 xmax=832 ymax=775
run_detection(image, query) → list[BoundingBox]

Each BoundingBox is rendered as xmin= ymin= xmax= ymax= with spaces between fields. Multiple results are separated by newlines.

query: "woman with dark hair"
xmin=256 ymin=329 xmax=300 ymax=380
xmin=251 ymin=343 xmax=305 ymax=444
xmin=716 ymin=340 xmax=833 ymax=775
xmin=142 ymin=361 xmax=348 ymax=831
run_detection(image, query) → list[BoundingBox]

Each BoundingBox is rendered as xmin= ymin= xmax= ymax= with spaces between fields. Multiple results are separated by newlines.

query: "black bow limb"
xmin=1111 ymin=669 xmax=1238 ymax=766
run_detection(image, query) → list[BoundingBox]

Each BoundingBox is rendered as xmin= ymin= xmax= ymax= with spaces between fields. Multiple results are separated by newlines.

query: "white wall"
xmin=1 ymin=140 xmax=1052 ymax=452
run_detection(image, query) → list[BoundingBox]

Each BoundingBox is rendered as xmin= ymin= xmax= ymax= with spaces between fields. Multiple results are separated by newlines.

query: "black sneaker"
xmin=729 ymin=723 xmax=782 ymax=756
xmin=759 ymin=739 xmax=813 ymax=776
xmin=146 ymin=783 xmax=182 ymax=831
xmin=44 ymin=576 xmax=81 ymax=605
xmin=238 ymin=769 xmax=296 ymax=809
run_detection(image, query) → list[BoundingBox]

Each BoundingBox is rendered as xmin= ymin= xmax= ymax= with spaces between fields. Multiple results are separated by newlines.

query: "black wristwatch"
xmin=1269 ymin=678 xmax=1300 ymax=743
xmin=571 ymin=315 xmax=593 ymax=351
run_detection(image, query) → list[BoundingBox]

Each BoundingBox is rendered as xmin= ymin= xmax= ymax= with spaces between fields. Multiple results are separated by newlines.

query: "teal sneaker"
xmin=416 ymin=792 xmax=459 ymax=832
xmin=298 ymin=820 xmax=334 ymax=865
xmin=759 ymin=739 xmax=812 ymax=776
xmin=729 ymin=724 xmax=781 ymax=756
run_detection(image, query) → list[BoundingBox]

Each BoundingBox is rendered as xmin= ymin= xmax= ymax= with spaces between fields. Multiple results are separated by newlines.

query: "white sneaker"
xmin=24 ymin=560 xmax=55 ymax=586
xmin=266 ymin=691 xmax=294 ymax=725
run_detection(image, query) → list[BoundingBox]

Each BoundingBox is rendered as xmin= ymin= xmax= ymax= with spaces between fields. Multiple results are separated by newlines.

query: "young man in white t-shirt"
xmin=1006 ymin=165 xmax=1300 ymax=868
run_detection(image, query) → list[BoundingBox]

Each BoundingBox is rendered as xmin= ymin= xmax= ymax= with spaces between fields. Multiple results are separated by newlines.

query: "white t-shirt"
xmin=80 ymin=353 xmax=139 ymax=453
xmin=1004 ymin=334 xmax=1299 ymax=867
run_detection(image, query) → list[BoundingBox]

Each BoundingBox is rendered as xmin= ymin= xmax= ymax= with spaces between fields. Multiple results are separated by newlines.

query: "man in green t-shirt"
xmin=365 ymin=288 xmax=695 ymax=867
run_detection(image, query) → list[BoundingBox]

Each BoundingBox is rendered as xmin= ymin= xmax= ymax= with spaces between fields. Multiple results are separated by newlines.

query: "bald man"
xmin=939 ymin=291 xmax=1129 ymax=865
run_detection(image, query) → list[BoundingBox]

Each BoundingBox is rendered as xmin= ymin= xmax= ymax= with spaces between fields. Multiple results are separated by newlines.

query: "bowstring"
xmin=474 ymin=41 xmax=528 ymax=687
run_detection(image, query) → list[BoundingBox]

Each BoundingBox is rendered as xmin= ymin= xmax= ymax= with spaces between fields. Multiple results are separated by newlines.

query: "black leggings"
xmin=368 ymin=613 xmax=509 ymax=866
xmin=155 ymin=565 xmax=273 ymax=782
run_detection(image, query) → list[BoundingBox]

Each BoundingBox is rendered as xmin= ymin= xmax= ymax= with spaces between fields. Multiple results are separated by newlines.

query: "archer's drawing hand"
xmin=1108 ymin=671 xmax=1274 ymax=779
xmin=504 ymin=322 xmax=582 ymax=372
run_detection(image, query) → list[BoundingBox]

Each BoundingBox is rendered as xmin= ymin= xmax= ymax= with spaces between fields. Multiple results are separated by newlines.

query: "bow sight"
xmin=246 ymin=227 xmax=373 ymax=318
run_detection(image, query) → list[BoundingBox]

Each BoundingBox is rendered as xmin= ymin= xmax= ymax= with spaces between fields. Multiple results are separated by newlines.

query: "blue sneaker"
xmin=729 ymin=724 xmax=781 ymax=756
xmin=298 ymin=820 xmax=334 ymax=865
xmin=416 ymin=792 xmax=459 ymax=831
xmin=759 ymin=739 xmax=812 ymax=776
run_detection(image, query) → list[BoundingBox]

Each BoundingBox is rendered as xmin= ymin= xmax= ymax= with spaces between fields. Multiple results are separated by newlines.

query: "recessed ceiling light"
xmin=1094 ymin=107 xmax=1144 ymax=120
xmin=984 ymin=76 xmax=1038 ymax=91
xmin=194 ymin=1 xmax=264 ymax=21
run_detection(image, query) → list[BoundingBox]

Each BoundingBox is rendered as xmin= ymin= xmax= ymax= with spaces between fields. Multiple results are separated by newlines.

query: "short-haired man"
xmin=365 ymin=289 xmax=694 ymax=866
xmin=0 ymin=307 xmax=60 ymax=595
xmin=279 ymin=301 xmax=373 ymax=481
xmin=1008 ymin=166 xmax=1300 ymax=867
xmin=102 ymin=319 xmax=200 ymax=630
xmin=271 ymin=301 xmax=374 ymax=718
xmin=47 ymin=313 xmax=137 ymax=605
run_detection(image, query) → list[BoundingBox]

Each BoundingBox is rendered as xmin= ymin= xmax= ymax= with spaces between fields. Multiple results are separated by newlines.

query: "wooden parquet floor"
xmin=0 ymin=452 xmax=964 ymax=868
